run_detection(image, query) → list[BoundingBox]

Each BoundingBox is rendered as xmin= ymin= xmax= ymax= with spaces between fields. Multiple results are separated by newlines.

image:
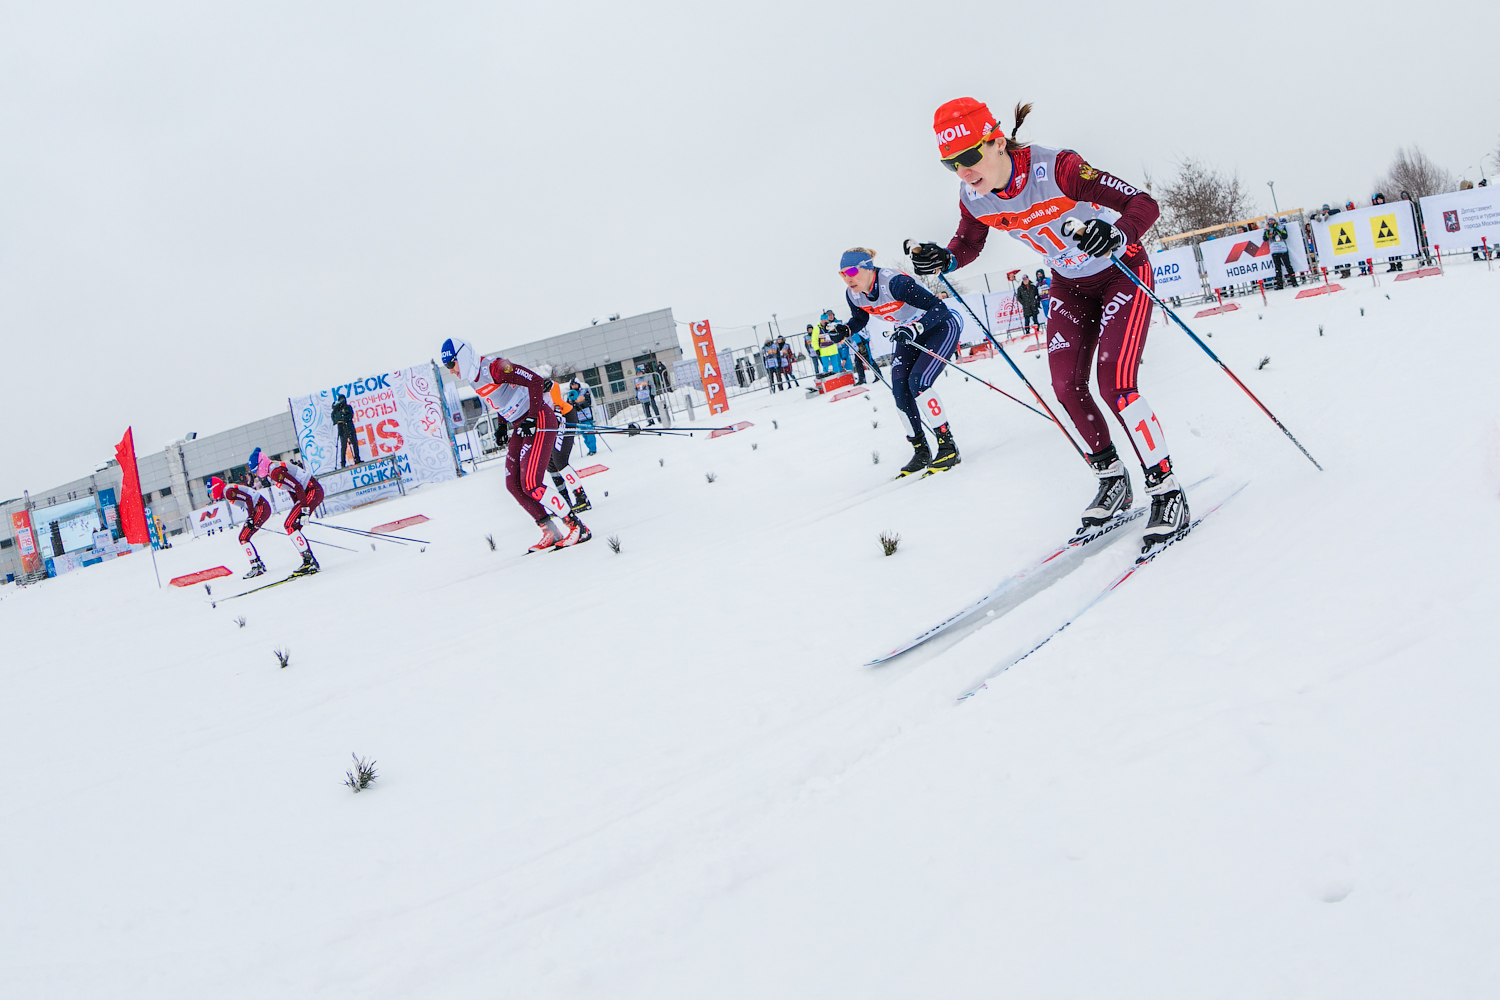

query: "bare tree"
xmin=1491 ymin=135 xmax=1500 ymax=174
xmin=1151 ymin=158 xmax=1255 ymax=243
xmin=1373 ymin=145 xmax=1454 ymax=200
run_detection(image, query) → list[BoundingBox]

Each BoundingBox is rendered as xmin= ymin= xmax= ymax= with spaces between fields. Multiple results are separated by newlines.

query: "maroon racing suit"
xmin=481 ymin=358 xmax=561 ymax=523
xmin=224 ymin=484 xmax=271 ymax=544
xmin=948 ymin=147 xmax=1166 ymax=470
xmin=269 ymin=462 xmax=325 ymax=531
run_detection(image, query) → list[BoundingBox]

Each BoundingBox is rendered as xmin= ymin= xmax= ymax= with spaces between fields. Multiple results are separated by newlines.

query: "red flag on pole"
xmin=114 ymin=428 xmax=151 ymax=545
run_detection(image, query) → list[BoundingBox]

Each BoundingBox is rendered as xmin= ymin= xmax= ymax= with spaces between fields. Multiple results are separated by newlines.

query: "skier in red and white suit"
xmin=210 ymin=478 xmax=274 ymax=578
xmin=441 ymin=337 xmax=590 ymax=552
xmin=267 ymin=459 xmax=323 ymax=574
xmin=909 ymin=98 xmax=1189 ymax=546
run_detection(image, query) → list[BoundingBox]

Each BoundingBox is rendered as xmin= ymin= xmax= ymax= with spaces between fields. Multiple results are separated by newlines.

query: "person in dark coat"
xmin=1015 ymin=274 xmax=1042 ymax=335
xmin=331 ymin=393 xmax=361 ymax=467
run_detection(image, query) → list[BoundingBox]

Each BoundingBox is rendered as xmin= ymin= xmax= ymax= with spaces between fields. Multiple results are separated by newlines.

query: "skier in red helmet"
xmin=907 ymin=98 xmax=1189 ymax=548
xmin=442 ymin=337 xmax=590 ymax=552
xmin=266 ymin=457 xmax=324 ymax=574
xmin=209 ymin=477 xmax=275 ymax=578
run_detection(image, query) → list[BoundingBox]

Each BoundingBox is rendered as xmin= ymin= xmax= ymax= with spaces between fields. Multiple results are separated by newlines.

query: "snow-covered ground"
xmin=4 ymin=263 xmax=1499 ymax=998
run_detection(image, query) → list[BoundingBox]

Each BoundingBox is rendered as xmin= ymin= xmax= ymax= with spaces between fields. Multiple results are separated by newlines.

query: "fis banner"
xmin=1311 ymin=201 xmax=1419 ymax=263
xmin=1419 ymin=188 xmax=1500 ymax=253
xmin=1149 ymin=246 xmax=1203 ymax=298
xmin=689 ymin=320 xmax=730 ymax=415
xmin=1199 ymin=227 xmax=1309 ymax=289
xmin=290 ymin=368 xmax=456 ymax=509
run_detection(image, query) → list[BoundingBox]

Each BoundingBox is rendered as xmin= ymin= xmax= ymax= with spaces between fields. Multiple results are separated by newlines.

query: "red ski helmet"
xmin=209 ymin=477 xmax=226 ymax=501
xmin=933 ymin=98 xmax=1003 ymax=158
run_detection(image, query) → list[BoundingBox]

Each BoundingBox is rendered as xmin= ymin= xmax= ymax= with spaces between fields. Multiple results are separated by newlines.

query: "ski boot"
xmin=527 ymin=517 xmax=565 ymax=554
xmin=560 ymin=515 xmax=591 ymax=547
xmin=243 ymin=558 xmax=267 ymax=580
xmin=290 ymin=552 xmax=320 ymax=576
xmin=570 ymin=487 xmax=592 ymax=514
xmin=927 ymin=424 xmax=961 ymax=472
xmin=1080 ymin=445 xmax=1132 ymax=529
xmin=1141 ymin=463 xmax=1190 ymax=550
xmin=557 ymin=515 xmax=592 ymax=547
xmin=898 ymin=435 xmax=932 ymax=477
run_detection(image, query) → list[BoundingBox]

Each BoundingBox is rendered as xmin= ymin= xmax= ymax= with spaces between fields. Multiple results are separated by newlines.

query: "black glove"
xmin=515 ymin=415 xmax=537 ymax=436
xmin=904 ymin=240 xmax=955 ymax=276
xmin=626 ymin=422 xmax=642 ymax=437
xmin=1068 ymin=218 xmax=1127 ymax=258
xmin=890 ymin=321 xmax=923 ymax=347
xmin=830 ymin=322 xmax=850 ymax=341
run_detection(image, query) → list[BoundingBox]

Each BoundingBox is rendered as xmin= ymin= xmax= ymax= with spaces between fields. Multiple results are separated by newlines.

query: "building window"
xmin=606 ymin=361 xmax=625 ymax=396
xmin=582 ymin=367 xmax=602 ymax=388
xmin=0 ymin=537 xmax=12 ymax=549
xmin=158 ymin=486 xmax=172 ymax=498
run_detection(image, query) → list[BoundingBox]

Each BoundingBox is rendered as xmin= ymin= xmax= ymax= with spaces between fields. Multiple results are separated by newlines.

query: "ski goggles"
xmin=840 ymin=266 xmax=863 ymax=277
xmin=940 ymin=141 xmax=986 ymax=172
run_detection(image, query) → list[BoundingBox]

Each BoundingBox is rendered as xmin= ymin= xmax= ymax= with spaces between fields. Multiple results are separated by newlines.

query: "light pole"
xmin=1267 ymin=180 xmax=1280 ymax=215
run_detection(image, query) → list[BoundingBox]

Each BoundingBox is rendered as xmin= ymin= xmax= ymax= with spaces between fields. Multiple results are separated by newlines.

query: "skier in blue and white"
xmin=837 ymin=247 xmax=962 ymax=476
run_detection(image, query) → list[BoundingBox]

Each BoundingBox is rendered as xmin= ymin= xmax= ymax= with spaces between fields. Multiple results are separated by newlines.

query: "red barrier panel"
xmin=1295 ymin=284 xmax=1344 ymax=299
xmin=170 ymin=567 xmax=231 ymax=588
xmin=1394 ymin=267 xmax=1442 ymax=282
xmin=828 ymin=387 xmax=870 ymax=402
xmin=709 ymin=421 xmax=753 ymax=438
xmin=576 ymin=465 xmax=609 ymax=478
xmin=1194 ymin=303 xmax=1241 ymax=318
xmin=371 ymin=515 xmax=430 ymax=534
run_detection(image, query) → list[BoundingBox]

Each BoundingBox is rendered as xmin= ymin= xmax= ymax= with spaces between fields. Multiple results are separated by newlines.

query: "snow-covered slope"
xmin=4 ymin=264 xmax=1498 ymax=998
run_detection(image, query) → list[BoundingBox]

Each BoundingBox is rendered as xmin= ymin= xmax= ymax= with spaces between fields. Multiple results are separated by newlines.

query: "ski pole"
xmin=937 ymin=274 xmax=1088 ymax=463
xmin=903 ymin=340 xmax=1052 ymax=421
xmin=243 ymin=521 xmax=361 ymax=552
xmin=312 ymin=522 xmax=427 ymax=545
xmin=1106 ymin=255 xmax=1324 ymax=471
xmin=849 ymin=340 xmax=938 ymax=434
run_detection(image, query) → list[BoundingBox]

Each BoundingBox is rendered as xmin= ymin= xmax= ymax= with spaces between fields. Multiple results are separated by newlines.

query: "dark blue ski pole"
xmin=937 ymin=274 xmax=1088 ymax=463
xmin=1105 ymin=256 xmax=1323 ymax=472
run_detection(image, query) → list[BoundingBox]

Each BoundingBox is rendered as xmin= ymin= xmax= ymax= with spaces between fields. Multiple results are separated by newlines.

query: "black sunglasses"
xmin=941 ymin=143 xmax=986 ymax=172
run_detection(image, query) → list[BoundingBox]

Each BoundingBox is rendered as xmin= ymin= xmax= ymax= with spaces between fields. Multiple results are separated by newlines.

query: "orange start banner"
xmin=10 ymin=510 xmax=42 ymax=576
xmin=689 ymin=319 xmax=729 ymax=416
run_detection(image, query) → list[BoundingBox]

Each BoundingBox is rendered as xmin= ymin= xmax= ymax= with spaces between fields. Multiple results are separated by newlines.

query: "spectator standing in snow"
xmin=1267 ymin=218 xmax=1297 ymax=289
xmin=566 ymin=379 xmax=597 ymax=456
xmin=1034 ymin=268 xmax=1051 ymax=320
xmin=776 ymin=336 xmax=801 ymax=387
xmin=764 ymin=339 xmax=786 ymax=392
xmin=635 ymin=371 xmax=660 ymax=426
xmin=1016 ymin=274 xmax=1042 ymax=335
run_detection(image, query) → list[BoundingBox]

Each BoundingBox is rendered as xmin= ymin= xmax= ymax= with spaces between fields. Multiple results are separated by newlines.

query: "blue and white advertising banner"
xmin=1149 ymin=246 xmax=1203 ymax=298
xmin=1420 ymin=188 xmax=1500 ymax=254
xmin=1200 ymin=227 xmax=1311 ymax=289
xmin=289 ymin=367 xmax=456 ymax=513
xmin=1310 ymin=201 xmax=1419 ymax=266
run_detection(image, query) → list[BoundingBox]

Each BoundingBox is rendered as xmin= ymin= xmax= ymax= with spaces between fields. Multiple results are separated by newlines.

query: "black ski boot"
xmin=291 ymin=551 xmax=320 ymax=576
xmin=1141 ymin=462 xmax=1190 ymax=550
xmin=927 ymin=424 xmax=961 ymax=472
xmin=898 ymin=435 xmax=932 ymax=477
xmin=1081 ymin=445 xmax=1132 ymax=528
xmin=243 ymin=558 xmax=267 ymax=580
xmin=570 ymin=487 xmax=592 ymax=514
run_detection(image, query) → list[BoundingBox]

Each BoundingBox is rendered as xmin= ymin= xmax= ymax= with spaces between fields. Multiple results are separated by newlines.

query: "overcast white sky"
xmin=2 ymin=0 xmax=1494 ymax=499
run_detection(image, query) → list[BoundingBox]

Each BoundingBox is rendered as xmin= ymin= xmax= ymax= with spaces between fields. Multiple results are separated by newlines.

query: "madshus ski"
xmin=210 ymin=570 xmax=313 ymax=604
xmin=957 ymin=480 xmax=1249 ymax=702
xmin=865 ymin=475 xmax=1213 ymax=667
